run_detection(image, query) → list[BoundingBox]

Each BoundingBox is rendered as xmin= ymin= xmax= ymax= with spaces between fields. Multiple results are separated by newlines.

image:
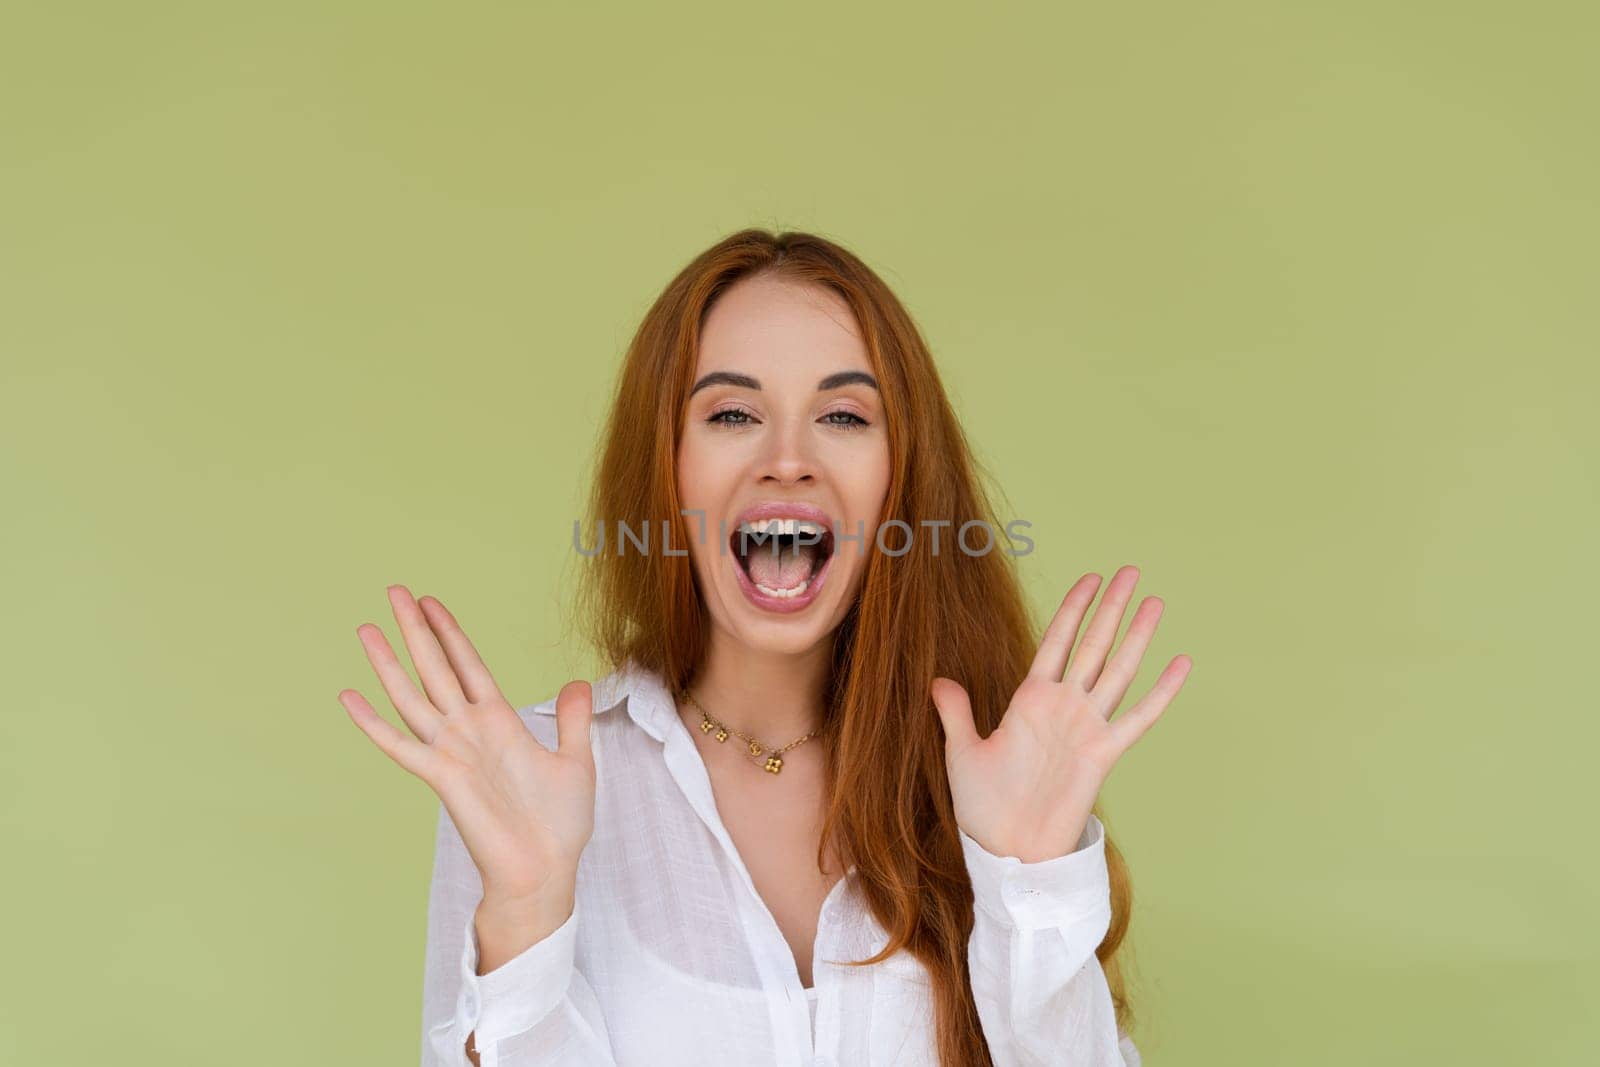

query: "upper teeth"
xmin=737 ymin=518 xmax=827 ymax=539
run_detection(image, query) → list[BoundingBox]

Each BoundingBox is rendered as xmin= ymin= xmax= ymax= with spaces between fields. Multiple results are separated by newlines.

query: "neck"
xmin=685 ymin=627 xmax=833 ymax=742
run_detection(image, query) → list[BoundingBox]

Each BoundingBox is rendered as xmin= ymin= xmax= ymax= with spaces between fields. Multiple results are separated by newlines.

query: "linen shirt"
xmin=420 ymin=661 xmax=1142 ymax=1066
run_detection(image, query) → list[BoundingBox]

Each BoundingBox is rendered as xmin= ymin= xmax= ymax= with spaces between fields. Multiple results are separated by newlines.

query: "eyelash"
xmin=707 ymin=406 xmax=870 ymax=429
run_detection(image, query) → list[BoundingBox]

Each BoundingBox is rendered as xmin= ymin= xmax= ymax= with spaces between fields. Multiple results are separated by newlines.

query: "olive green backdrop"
xmin=2 ymin=2 xmax=1594 ymax=1064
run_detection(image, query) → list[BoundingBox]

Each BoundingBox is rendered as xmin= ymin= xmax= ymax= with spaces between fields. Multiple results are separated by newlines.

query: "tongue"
xmin=747 ymin=540 xmax=821 ymax=590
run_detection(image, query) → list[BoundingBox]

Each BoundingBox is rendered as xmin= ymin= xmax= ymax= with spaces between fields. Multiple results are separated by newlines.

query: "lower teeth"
xmin=754 ymin=575 xmax=810 ymax=599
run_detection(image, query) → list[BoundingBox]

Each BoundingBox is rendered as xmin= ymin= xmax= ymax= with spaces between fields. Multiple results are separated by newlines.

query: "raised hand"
xmin=931 ymin=565 xmax=1192 ymax=863
xmin=338 ymin=585 xmax=597 ymax=931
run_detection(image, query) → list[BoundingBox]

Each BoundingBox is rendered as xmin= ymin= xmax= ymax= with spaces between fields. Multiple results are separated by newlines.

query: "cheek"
xmin=847 ymin=442 xmax=892 ymax=515
xmin=675 ymin=441 xmax=736 ymax=542
xmin=675 ymin=439 xmax=715 ymax=504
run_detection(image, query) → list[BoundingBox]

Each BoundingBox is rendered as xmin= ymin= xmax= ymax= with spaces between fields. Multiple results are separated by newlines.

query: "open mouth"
xmin=729 ymin=519 xmax=836 ymax=608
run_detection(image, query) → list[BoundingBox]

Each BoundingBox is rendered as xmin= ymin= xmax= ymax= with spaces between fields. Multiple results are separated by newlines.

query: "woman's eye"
xmin=707 ymin=408 xmax=868 ymax=428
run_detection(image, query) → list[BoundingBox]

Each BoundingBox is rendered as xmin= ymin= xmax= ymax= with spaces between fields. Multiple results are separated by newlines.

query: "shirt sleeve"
xmin=958 ymin=813 xmax=1139 ymax=1066
xmin=420 ymin=800 xmax=618 ymax=1067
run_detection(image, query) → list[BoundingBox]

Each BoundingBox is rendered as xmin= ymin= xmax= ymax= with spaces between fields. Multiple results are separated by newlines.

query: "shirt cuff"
xmin=959 ymin=814 xmax=1112 ymax=931
xmin=455 ymin=899 xmax=581 ymax=1045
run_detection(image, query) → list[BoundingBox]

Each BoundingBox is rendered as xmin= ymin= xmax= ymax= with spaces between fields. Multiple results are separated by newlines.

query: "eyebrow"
xmin=688 ymin=370 xmax=879 ymax=396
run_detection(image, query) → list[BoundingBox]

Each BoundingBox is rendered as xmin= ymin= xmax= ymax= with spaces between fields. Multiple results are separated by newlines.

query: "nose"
xmin=758 ymin=414 xmax=817 ymax=486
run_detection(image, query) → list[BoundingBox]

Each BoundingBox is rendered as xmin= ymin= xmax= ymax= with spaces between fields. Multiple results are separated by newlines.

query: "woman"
xmin=340 ymin=229 xmax=1191 ymax=1066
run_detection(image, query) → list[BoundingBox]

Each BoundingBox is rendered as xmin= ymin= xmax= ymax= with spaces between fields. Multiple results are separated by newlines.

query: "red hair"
xmin=571 ymin=228 xmax=1135 ymax=1064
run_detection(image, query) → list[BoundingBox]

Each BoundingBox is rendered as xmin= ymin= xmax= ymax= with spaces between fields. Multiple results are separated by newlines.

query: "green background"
xmin=3 ymin=3 xmax=1594 ymax=1063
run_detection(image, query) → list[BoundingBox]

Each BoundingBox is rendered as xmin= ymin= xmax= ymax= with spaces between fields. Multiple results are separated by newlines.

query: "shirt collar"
xmin=530 ymin=659 xmax=678 ymax=743
xmin=529 ymin=659 xmax=863 ymax=883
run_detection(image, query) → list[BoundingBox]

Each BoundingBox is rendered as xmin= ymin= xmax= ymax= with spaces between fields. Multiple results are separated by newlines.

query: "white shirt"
xmin=421 ymin=661 xmax=1143 ymax=1066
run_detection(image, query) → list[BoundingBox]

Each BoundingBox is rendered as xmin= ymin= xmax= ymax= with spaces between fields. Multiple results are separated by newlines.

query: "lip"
xmin=727 ymin=500 xmax=836 ymax=615
xmin=732 ymin=500 xmax=835 ymax=529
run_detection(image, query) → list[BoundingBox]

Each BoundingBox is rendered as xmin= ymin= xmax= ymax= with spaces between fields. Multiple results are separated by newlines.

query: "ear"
xmin=930 ymin=677 xmax=981 ymax=755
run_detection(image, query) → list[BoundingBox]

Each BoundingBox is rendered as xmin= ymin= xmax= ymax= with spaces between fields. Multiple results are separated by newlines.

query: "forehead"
xmin=697 ymin=274 xmax=869 ymax=376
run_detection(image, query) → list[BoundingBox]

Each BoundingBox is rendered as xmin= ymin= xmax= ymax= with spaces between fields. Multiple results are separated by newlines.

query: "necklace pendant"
xmin=714 ymin=727 xmax=729 ymax=742
xmin=764 ymin=756 xmax=783 ymax=774
xmin=748 ymin=740 xmax=763 ymax=756
xmin=699 ymin=717 xmax=714 ymax=734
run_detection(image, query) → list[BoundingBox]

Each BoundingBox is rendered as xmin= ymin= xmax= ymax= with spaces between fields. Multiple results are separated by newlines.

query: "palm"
xmin=338 ymin=585 xmax=597 ymax=903
xmin=424 ymin=697 xmax=595 ymax=898
xmin=932 ymin=566 xmax=1192 ymax=863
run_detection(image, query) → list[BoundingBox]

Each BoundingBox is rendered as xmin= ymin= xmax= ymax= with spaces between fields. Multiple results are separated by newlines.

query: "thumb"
xmin=930 ymin=677 xmax=980 ymax=754
xmin=554 ymin=680 xmax=595 ymax=766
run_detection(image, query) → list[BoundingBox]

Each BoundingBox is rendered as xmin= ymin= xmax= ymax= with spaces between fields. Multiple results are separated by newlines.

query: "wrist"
xmin=979 ymin=798 xmax=1098 ymax=863
xmin=474 ymin=884 xmax=575 ymax=974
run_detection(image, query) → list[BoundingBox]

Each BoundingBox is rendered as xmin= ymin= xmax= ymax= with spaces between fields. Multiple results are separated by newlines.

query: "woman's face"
xmin=677 ymin=273 xmax=891 ymax=658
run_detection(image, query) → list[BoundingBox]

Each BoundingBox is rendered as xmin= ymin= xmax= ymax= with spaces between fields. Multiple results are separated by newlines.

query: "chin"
xmin=724 ymin=615 xmax=838 ymax=656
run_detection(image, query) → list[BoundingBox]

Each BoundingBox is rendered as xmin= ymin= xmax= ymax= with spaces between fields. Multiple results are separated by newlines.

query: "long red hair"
xmin=571 ymin=228 xmax=1135 ymax=1064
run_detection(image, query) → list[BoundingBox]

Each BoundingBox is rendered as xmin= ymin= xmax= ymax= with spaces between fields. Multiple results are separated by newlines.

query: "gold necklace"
xmin=680 ymin=687 xmax=822 ymax=775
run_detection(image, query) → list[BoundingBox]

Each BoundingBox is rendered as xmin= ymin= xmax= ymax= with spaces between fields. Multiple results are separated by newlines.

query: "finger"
xmin=1063 ymin=565 xmax=1141 ymax=691
xmin=1107 ymin=655 xmax=1193 ymax=752
xmin=1027 ymin=573 xmax=1102 ymax=682
xmin=338 ymin=688 xmax=439 ymax=780
xmin=357 ymin=623 xmax=444 ymax=743
xmin=1090 ymin=596 xmax=1165 ymax=717
xmin=418 ymin=596 xmax=508 ymax=706
xmin=930 ymin=677 xmax=981 ymax=757
xmin=554 ymin=680 xmax=595 ymax=768
xmin=388 ymin=584 xmax=467 ymax=713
